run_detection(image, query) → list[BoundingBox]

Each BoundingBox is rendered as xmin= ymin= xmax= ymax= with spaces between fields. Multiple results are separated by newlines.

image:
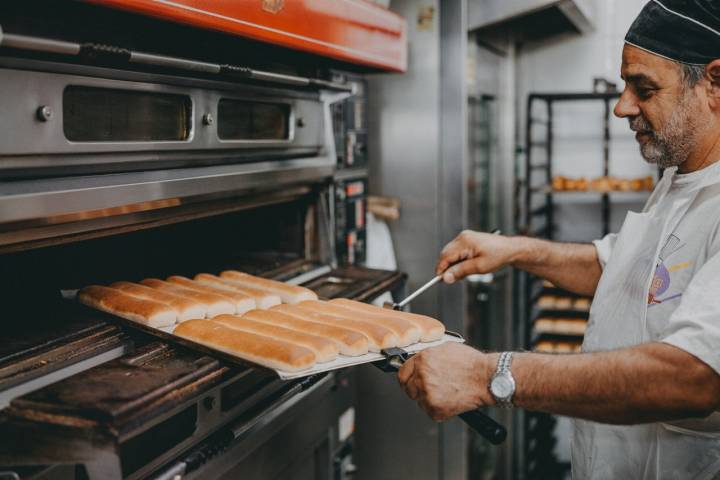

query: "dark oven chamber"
xmin=0 ymin=194 xmax=405 ymax=480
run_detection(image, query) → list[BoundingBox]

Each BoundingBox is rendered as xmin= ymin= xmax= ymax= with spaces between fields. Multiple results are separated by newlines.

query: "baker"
xmin=397 ymin=1 xmax=720 ymax=477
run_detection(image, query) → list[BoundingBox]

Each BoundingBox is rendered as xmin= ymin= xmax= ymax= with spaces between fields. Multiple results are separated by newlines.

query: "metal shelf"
xmin=550 ymin=190 xmax=651 ymax=203
xmin=334 ymin=167 xmax=368 ymax=181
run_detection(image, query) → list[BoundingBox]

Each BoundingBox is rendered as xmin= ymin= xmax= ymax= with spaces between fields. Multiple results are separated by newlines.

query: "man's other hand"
xmin=397 ymin=343 xmax=496 ymax=421
xmin=436 ymin=230 xmax=517 ymax=284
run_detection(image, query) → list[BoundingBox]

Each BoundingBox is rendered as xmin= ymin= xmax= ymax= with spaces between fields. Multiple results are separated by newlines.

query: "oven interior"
xmin=0 ymin=190 xmax=404 ymax=480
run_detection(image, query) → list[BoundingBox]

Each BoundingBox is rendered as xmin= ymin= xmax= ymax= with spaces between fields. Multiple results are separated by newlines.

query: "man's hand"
xmin=436 ymin=230 xmax=518 ymax=284
xmin=397 ymin=343 xmax=496 ymax=421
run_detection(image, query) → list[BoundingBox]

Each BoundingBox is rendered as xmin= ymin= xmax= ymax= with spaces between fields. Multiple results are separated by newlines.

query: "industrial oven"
xmin=0 ymin=1 xmax=406 ymax=478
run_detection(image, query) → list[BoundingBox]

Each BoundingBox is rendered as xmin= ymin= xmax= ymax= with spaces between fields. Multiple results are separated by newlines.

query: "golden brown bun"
xmin=272 ymin=304 xmax=398 ymax=352
xmin=591 ymin=177 xmax=611 ymax=193
xmin=219 ymin=270 xmax=318 ymax=304
xmin=243 ymin=309 xmax=368 ymax=356
xmin=536 ymin=295 xmax=556 ymax=309
xmin=174 ymin=320 xmax=316 ymax=372
xmin=328 ymin=298 xmax=445 ymax=342
xmin=194 ymin=273 xmax=281 ymax=309
xmin=554 ymin=297 xmax=573 ymax=310
xmin=79 ymin=285 xmax=177 ymax=327
xmin=140 ymin=278 xmax=235 ymax=318
xmin=110 ymin=281 xmax=206 ymax=322
xmin=533 ymin=318 xmax=587 ymax=335
xmin=575 ymin=178 xmax=589 ymax=191
xmin=213 ymin=314 xmax=338 ymax=363
xmin=297 ymin=300 xmax=420 ymax=346
xmin=573 ymin=298 xmax=591 ymax=311
xmin=533 ymin=340 xmax=555 ymax=353
xmin=643 ymin=176 xmax=655 ymax=191
xmin=166 ymin=276 xmax=256 ymax=315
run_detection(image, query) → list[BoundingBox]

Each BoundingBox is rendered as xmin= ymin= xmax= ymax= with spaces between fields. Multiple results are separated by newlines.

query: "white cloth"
xmin=574 ymin=161 xmax=720 ymax=479
xmin=365 ymin=212 xmax=398 ymax=307
xmin=365 ymin=212 xmax=398 ymax=271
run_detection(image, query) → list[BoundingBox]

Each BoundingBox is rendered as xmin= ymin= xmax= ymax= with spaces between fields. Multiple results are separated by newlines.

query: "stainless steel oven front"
xmin=0 ymin=61 xmax=327 ymax=177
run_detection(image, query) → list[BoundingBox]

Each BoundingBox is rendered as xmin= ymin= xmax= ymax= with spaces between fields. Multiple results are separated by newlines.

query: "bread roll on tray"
xmin=194 ymin=273 xmax=281 ymax=309
xmin=328 ymin=298 xmax=445 ymax=342
xmin=297 ymin=300 xmax=421 ymax=346
xmin=79 ymin=285 xmax=177 ymax=327
xmin=214 ymin=314 xmax=338 ymax=363
xmin=166 ymin=276 xmax=256 ymax=315
xmin=273 ymin=304 xmax=398 ymax=352
xmin=243 ymin=309 xmax=368 ymax=356
xmin=140 ymin=278 xmax=235 ymax=318
xmin=174 ymin=320 xmax=316 ymax=372
xmin=220 ymin=270 xmax=317 ymax=304
xmin=111 ymin=281 xmax=207 ymax=322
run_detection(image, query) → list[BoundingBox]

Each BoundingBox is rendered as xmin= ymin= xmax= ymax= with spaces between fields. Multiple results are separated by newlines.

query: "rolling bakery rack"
xmin=518 ymin=88 xmax=653 ymax=479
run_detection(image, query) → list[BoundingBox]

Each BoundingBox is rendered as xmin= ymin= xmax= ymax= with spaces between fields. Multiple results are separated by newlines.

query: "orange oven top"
xmin=82 ymin=0 xmax=407 ymax=73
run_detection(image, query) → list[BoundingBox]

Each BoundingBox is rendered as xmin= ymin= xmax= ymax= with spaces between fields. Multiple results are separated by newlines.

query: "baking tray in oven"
xmin=68 ymin=302 xmax=464 ymax=381
xmin=158 ymin=324 xmax=465 ymax=380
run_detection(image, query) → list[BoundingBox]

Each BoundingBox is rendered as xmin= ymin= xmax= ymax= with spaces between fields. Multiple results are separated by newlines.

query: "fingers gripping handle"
xmin=439 ymin=229 xmax=502 ymax=281
xmin=381 ymin=349 xmax=507 ymax=445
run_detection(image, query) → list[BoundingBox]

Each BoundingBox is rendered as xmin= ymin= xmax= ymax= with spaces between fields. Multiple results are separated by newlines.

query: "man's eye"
xmin=637 ymin=88 xmax=654 ymax=99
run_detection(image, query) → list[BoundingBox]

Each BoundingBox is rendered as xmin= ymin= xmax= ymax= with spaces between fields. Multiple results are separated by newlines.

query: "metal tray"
xmin=159 ymin=324 xmax=464 ymax=380
xmin=69 ymin=302 xmax=464 ymax=380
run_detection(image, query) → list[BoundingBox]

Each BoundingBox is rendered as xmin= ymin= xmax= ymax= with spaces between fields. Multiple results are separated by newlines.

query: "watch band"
xmin=493 ymin=351 xmax=515 ymax=408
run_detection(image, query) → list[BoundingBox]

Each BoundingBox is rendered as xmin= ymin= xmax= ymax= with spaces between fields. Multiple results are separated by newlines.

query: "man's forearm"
xmin=509 ymin=237 xmax=601 ymax=296
xmin=509 ymin=343 xmax=720 ymax=424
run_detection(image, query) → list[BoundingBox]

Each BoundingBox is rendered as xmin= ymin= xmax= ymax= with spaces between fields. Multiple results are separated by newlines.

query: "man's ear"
xmin=705 ymin=60 xmax=720 ymax=108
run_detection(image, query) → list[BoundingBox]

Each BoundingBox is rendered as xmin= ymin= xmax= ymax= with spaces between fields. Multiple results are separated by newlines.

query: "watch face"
xmin=491 ymin=375 xmax=515 ymax=399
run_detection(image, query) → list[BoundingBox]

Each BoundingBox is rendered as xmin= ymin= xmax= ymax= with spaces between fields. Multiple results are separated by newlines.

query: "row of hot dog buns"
xmin=78 ymin=270 xmax=318 ymax=327
xmin=78 ymin=271 xmax=446 ymax=372
xmin=173 ymin=300 xmax=445 ymax=371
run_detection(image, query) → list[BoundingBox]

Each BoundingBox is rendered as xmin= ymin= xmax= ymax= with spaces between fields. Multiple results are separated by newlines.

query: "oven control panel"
xmin=332 ymin=75 xmax=367 ymax=169
xmin=335 ymin=177 xmax=367 ymax=266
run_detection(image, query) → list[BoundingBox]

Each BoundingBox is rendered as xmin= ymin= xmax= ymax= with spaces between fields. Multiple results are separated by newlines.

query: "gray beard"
xmin=630 ymin=91 xmax=703 ymax=169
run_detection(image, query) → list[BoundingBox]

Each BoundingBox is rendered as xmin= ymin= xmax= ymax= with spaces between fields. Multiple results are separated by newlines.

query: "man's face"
xmin=615 ymin=45 xmax=708 ymax=168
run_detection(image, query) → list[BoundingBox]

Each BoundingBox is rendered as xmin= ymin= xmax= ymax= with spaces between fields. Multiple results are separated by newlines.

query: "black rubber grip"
xmin=80 ymin=43 xmax=131 ymax=62
xmin=459 ymin=410 xmax=507 ymax=445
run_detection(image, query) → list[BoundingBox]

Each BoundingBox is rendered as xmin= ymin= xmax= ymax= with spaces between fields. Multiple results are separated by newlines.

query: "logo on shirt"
xmin=648 ymin=234 xmax=691 ymax=305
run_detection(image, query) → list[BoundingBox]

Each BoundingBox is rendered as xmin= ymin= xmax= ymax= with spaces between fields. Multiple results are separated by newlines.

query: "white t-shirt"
xmin=594 ymin=161 xmax=720 ymax=431
xmin=577 ymin=163 xmax=720 ymax=479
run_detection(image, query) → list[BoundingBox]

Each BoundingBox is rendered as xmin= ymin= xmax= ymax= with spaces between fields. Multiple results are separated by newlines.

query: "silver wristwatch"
xmin=489 ymin=351 xmax=516 ymax=408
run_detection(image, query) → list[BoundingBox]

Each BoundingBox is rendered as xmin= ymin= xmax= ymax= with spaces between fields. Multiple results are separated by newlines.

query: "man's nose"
xmin=614 ymin=89 xmax=641 ymax=119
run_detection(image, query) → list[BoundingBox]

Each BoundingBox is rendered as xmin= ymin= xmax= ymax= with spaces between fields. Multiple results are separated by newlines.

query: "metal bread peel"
xmin=384 ymin=275 xmax=443 ymax=311
xmin=384 ymin=229 xmax=502 ymax=311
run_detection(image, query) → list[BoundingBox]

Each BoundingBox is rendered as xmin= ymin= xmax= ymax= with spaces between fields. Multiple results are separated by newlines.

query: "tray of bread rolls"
xmin=75 ymin=270 xmax=461 ymax=380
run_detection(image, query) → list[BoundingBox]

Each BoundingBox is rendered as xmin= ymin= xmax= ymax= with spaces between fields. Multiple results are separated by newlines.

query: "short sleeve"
xmin=593 ymin=233 xmax=618 ymax=269
xmin=661 ymin=250 xmax=720 ymax=374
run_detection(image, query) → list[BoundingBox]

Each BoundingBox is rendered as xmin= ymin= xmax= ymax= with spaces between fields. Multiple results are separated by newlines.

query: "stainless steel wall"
xmin=355 ymin=0 xmax=469 ymax=478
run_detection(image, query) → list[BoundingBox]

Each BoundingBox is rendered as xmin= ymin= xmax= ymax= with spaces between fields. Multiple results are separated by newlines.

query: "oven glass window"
xmin=218 ymin=99 xmax=290 ymax=140
xmin=63 ymin=86 xmax=191 ymax=142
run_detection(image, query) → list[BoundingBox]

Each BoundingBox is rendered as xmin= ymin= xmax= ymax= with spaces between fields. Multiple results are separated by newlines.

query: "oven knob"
xmin=296 ymin=117 xmax=306 ymax=128
xmin=202 ymin=113 xmax=214 ymax=126
xmin=36 ymin=106 xmax=53 ymax=122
